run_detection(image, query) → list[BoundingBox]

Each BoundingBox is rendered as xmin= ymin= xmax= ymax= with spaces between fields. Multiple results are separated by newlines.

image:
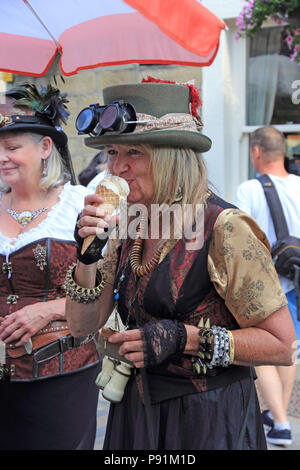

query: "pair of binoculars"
xmin=95 ymin=356 xmax=132 ymax=403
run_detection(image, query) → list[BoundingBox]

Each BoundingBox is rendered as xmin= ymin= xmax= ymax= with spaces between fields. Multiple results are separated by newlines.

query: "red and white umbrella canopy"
xmin=0 ymin=0 xmax=226 ymax=77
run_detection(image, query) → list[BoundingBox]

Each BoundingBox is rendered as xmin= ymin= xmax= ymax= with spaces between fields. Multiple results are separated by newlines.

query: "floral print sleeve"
xmin=208 ymin=209 xmax=287 ymax=327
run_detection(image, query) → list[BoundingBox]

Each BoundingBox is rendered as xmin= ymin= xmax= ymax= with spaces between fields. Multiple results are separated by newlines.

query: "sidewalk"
xmin=262 ymin=362 xmax=300 ymax=450
xmin=94 ymin=364 xmax=300 ymax=451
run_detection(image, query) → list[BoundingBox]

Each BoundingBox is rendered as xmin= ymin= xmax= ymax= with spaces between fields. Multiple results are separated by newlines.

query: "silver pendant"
xmin=7 ymin=207 xmax=47 ymax=227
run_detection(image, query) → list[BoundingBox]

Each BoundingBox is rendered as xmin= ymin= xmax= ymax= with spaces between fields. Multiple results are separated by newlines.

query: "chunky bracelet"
xmin=208 ymin=326 xmax=230 ymax=368
xmin=192 ymin=318 xmax=214 ymax=375
xmin=63 ymin=262 xmax=106 ymax=303
xmin=192 ymin=318 xmax=234 ymax=375
xmin=227 ymin=330 xmax=235 ymax=365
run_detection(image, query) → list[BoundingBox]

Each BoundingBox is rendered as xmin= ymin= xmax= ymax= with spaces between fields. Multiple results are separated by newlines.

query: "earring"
xmin=42 ymin=159 xmax=47 ymax=177
xmin=173 ymin=187 xmax=183 ymax=203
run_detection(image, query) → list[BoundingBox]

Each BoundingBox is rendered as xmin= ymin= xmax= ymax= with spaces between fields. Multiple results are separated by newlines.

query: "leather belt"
xmin=33 ymin=333 xmax=94 ymax=363
xmin=32 ymin=333 xmax=95 ymax=379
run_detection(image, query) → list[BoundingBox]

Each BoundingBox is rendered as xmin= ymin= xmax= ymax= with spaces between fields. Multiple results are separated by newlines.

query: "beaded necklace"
xmin=113 ymin=213 xmax=166 ymax=329
xmin=129 ymin=211 xmax=164 ymax=277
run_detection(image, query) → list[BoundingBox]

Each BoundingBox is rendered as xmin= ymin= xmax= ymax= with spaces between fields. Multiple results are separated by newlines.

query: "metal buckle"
xmin=59 ymin=335 xmax=73 ymax=353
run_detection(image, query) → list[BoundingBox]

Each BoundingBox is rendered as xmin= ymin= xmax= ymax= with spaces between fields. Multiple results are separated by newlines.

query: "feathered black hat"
xmin=0 ymin=82 xmax=76 ymax=182
xmin=0 ymin=83 xmax=68 ymax=146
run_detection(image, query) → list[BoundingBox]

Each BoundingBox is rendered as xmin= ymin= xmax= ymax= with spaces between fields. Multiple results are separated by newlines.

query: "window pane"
xmin=247 ymin=26 xmax=300 ymax=125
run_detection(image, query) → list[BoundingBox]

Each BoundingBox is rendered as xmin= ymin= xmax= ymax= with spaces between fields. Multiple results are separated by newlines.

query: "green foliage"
xmin=236 ymin=0 xmax=300 ymax=63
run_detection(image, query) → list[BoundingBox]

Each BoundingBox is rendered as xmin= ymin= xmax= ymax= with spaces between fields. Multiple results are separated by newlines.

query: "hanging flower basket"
xmin=236 ymin=0 xmax=300 ymax=64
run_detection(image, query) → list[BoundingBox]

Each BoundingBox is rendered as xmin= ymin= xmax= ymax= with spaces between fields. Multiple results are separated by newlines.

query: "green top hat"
xmin=84 ymin=82 xmax=211 ymax=153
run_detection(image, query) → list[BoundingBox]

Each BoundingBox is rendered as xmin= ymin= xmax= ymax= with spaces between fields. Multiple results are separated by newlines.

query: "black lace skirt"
xmin=103 ymin=375 xmax=267 ymax=450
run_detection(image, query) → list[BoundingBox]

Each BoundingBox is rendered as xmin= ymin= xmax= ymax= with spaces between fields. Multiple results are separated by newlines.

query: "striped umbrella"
xmin=0 ymin=0 xmax=226 ymax=77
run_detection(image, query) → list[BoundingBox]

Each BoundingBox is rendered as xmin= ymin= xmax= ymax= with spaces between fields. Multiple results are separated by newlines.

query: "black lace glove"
xmin=74 ymin=214 xmax=109 ymax=265
xmin=140 ymin=319 xmax=187 ymax=368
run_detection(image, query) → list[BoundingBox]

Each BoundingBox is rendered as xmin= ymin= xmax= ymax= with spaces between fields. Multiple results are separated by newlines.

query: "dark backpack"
xmin=259 ymin=174 xmax=300 ymax=320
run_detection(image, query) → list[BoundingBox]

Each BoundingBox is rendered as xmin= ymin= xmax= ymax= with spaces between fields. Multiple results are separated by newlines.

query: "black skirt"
xmin=103 ymin=375 xmax=267 ymax=450
xmin=0 ymin=363 xmax=101 ymax=450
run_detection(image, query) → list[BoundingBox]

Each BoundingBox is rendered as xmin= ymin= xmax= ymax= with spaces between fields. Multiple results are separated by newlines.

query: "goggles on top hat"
xmin=76 ymin=100 xmax=137 ymax=137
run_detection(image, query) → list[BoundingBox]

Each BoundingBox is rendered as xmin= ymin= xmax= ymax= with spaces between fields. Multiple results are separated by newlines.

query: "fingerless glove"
xmin=140 ymin=319 xmax=187 ymax=368
xmin=74 ymin=215 xmax=109 ymax=265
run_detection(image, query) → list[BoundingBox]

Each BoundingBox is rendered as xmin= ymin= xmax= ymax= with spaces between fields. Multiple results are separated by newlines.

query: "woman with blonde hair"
xmin=0 ymin=83 xmax=100 ymax=450
xmin=66 ymin=80 xmax=296 ymax=450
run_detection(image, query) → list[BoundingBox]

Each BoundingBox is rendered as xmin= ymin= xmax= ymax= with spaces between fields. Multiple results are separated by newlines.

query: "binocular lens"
xmin=100 ymin=105 xmax=118 ymax=130
xmin=76 ymin=108 xmax=95 ymax=133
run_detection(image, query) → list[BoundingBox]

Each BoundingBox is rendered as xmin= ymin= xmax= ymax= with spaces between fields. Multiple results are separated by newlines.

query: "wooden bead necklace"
xmin=129 ymin=212 xmax=164 ymax=277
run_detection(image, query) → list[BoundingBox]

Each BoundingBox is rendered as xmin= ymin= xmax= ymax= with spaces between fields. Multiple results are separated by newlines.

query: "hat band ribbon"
xmin=131 ymin=112 xmax=203 ymax=134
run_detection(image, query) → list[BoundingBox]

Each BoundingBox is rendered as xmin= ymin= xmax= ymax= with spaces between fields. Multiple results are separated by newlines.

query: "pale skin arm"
xmin=65 ymin=194 xmax=118 ymax=337
xmin=108 ymin=304 xmax=296 ymax=368
xmin=0 ymin=298 xmax=66 ymax=347
xmin=65 ymin=261 xmax=115 ymax=337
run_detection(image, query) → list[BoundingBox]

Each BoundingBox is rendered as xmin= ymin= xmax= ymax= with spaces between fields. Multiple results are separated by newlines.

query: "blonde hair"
xmin=148 ymin=145 xmax=208 ymax=207
xmin=105 ymin=144 xmax=209 ymax=237
xmin=0 ymin=132 xmax=70 ymax=192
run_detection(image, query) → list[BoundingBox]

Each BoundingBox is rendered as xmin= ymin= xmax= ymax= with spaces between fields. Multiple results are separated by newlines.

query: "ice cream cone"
xmin=80 ymin=175 xmax=130 ymax=255
xmin=81 ymin=186 xmax=120 ymax=255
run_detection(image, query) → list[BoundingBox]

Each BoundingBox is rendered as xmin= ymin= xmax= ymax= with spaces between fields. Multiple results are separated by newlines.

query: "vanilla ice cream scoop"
xmin=100 ymin=175 xmax=130 ymax=199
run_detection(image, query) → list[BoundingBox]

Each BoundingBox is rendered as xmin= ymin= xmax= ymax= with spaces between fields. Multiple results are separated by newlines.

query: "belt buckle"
xmin=59 ymin=335 xmax=73 ymax=353
xmin=59 ymin=333 xmax=94 ymax=353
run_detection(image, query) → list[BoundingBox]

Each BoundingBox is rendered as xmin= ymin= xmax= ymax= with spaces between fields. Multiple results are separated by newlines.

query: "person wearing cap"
xmin=66 ymin=78 xmax=296 ymax=450
xmin=0 ymin=83 xmax=101 ymax=450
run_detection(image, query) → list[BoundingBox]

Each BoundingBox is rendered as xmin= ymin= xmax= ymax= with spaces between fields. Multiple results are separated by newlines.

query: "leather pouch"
xmin=96 ymin=326 xmax=133 ymax=366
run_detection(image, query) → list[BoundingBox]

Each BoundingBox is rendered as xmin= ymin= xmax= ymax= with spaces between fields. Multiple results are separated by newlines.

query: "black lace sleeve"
xmin=140 ymin=319 xmax=187 ymax=367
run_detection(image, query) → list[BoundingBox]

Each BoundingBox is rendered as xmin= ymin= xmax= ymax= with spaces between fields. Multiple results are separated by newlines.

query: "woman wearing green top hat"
xmin=66 ymin=78 xmax=296 ymax=450
xmin=0 ymin=83 xmax=101 ymax=450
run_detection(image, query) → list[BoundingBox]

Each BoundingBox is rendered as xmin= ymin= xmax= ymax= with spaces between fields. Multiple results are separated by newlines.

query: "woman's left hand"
xmin=108 ymin=329 xmax=145 ymax=368
xmin=0 ymin=299 xmax=65 ymax=347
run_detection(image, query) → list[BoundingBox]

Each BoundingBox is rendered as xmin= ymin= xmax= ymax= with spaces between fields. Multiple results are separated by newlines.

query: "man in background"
xmin=234 ymin=126 xmax=300 ymax=447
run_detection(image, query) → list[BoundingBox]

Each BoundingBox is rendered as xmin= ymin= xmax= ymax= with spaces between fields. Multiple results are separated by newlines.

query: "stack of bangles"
xmin=63 ymin=262 xmax=106 ymax=303
xmin=192 ymin=318 xmax=235 ymax=375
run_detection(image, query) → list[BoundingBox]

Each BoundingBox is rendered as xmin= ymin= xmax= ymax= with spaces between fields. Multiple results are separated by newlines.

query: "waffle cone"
xmin=81 ymin=185 xmax=120 ymax=255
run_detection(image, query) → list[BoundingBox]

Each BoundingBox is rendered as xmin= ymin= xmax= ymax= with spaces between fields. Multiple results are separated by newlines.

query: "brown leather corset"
xmin=0 ymin=238 xmax=99 ymax=381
